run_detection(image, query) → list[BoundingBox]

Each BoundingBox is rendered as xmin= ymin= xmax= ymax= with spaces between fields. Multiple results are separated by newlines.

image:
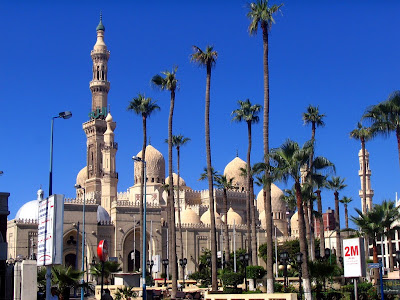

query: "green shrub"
xmin=246 ymin=266 xmax=265 ymax=280
xmin=223 ymin=287 xmax=242 ymax=294
xmin=220 ymin=271 xmax=244 ymax=287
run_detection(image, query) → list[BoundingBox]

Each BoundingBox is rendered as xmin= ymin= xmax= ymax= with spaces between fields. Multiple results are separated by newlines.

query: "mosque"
xmin=6 ymin=17 xmax=291 ymax=277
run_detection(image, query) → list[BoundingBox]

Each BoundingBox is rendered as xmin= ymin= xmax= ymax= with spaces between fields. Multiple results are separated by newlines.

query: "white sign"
xmin=343 ymin=237 xmax=366 ymax=277
xmin=37 ymin=195 xmax=64 ymax=266
xmin=152 ymin=255 xmax=160 ymax=273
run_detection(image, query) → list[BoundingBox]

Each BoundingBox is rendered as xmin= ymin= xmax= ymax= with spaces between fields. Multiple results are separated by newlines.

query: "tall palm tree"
xmin=363 ymin=91 xmax=400 ymax=168
xmin=339 ymin=196 xmax=352 ymax=229
xmin=269 ymin=139 xmax=333 ymax=300
xmin=303 ymin=105 xmax=326 ymax=260
xmin=326 ymin=176 xmax=346 ymax=267
xmin=379 ymin=200 xmax=400 ymax=272
xmin=127 ymin=94 xmax=160 ymax=269
xmin=247 ymin=1 xmax=282 ymax=292
xmin=151 ymin=67 xmax=178 ymax=297
xmin=232 ymin=99 xmax=261 ymax=264
xmin=190 ymin=45 xmax=218 ymax=291
xmin=171 ymin=134 xmax=190 ymax=279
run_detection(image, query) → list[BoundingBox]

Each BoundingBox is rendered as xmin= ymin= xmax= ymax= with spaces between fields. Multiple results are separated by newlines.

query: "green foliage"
xmin=51 ymin=265 xmax=83 ymax=298
xmin=220 ymin=271 xmax=244 ymax=287
xmin=246 ymin=265 xmax=265 ymax=280
xmin=308 ymin=260 xmax=336 ymax=284
xmin=114 ymin=286 xmax=137 ymax=300
xmin=90 ymin=261 xmax=122 ymax=284
xmin=273 ymin=282 xmax=297 ymax=293
xmin=342 ymin=282 xmax=379 ymax=300
xmin=222 ymin=287 xmax=243 ymax=294
xmin=37 ymin=267 xmax=47 ymax=293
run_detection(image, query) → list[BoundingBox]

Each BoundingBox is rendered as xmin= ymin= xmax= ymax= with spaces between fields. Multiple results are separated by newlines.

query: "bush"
xmin=223 ymin=287 xmax=242 ymax=294
xmin=246 ymin=266 xmax=265 ymax=280
xmin=273 ymin=282 xmax=297 ymax=293
xmin=221 ymin=271 xmax=244 ymax=287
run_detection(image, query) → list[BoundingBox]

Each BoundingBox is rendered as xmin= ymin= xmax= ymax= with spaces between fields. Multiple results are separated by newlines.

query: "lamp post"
xmin=396 ymin=250 xmax=400 ymax=268
xmin=239 ymin=253 xmax=249 ymax=291
xmin=179 ymin=258 xmax=187 ymax=290
xmin=279 ymin=251 xmax=289 ymax=292
xmin=47 ymin=110 xmax=72 ymax=300
xmin=296 ymin=252 xmax=303 ymax=300
xmin=162 ymin=259 xmax=169 ymax=287
xmin=132 ymin=155 xmax=147 ymax=300
xmin=147 ymin=260 xmax=154 ymax=286
xmin=74 ymin=184 xmax=86 ymax=300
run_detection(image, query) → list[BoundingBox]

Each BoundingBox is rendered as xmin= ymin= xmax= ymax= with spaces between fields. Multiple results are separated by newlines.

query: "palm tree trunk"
xmin=303 ymin=199 xmax=311 ymax=254
xmin=140 ymin=116 xmax=147 ymax=270
xmin=316 ymin=190 xmax=325 ymax=258
xmin=250 ymin=179 xmax=258 ymax=266
xmin=308 ymin=123 xmax=316 ymax=261
xmin=361 ymin=139 xmax=369 ymax=261
xmin=223 ymin=189 xmax=230 ymax=264
xmin=334 ymin=191 xmax=342 ymax=268
xmin=205 ymin=63 xmax=218 ymax=292
xmin=388 ymin=229 xmax=394 ymax=272
xmin=247 ymin=121 xmax=257 ymax=265
xmin=372 ymin=240 xmax=379 ymax=283
xmin=177 ymin=147 xmax=184 ymax=280
xmin=168 ymin=90 xmax=177 ymax=298
xmin=261 ymin=21 xmax=274 ymax=294
xmin=295 ymin=181 xmax=312 ymax=300
xmin=396 ymin=127 xmax=400 ymax=169
xmin=344 ymin=204 xmax=348 ymax=229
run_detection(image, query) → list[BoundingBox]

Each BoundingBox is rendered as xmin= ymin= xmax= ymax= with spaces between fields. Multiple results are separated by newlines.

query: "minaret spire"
xmin=358 ymin=148 xmax=374 ymax=212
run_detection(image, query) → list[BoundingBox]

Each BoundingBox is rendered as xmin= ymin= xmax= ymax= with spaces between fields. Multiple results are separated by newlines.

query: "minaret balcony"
xmin=90 ymin=80 xmax=110 ymax=89
xmin=91 ymin=49 xmax=110 ymax=56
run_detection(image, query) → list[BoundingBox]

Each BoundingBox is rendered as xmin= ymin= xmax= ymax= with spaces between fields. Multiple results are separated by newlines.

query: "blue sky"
xmin=1 ymin=0 xmax=399 ymax=227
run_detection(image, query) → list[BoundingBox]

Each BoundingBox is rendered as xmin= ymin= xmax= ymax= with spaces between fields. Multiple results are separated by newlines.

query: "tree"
xmin=247 ymin=0 xmax=282 ymax=293
xmin=127 ymin=94 xmax=160 ymax=269
xmin=52 ymin=265 xmax=83 ymax=300
xmin=170 ymin=134 xmax=190 ymax=279
xmin=151 ymin=67 xmax=178 ymax=297
xmin=339 ymin=196 xmax=352 ymax=229
xmin=190 ymin=44 xmax=218 ymax=291
xmin=302 ymin=104 xmax=326 ymax=261
xmin=326 ymin=176 xmax=346 ymax=267
xmin=312 ymin=173 xmax=329 ymax=258
xmin=269 ymin=139 xmax=333 ymax=300
xmin=363 ymin=91 xmax=400 ymax=168
xmin=90 ymin=261 xmax=122 ymax=285
xmin=232 ymin=99 xmax=261 ymax=265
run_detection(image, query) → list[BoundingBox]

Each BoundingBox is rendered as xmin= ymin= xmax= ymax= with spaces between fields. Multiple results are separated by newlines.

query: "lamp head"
xmin=324 ymin=248 xmax=331 ymax=258
xmin=59 ymin=111 xmax=72 ymax=119
xmin=74 ymin=184 xmax=82 ymax=189
xmin=296 ymin=252 xmax=303 ymax=264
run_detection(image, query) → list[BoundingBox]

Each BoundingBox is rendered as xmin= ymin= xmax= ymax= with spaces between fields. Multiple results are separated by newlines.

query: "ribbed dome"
xmin=15 ymin=200 xmax=38 ymax=221
xmin=166 ymin=173 xmax=186 ymax=187
xmin=97 ymin=206 xmax=111 ymax=223
xmin=256 ymin=184 xmax=286 ymax=213
xmin=134 ymin=145 xmax=165 ymax=184
xmin=223 ymin=157 xmax=247 ymax=190
xmin=76 ymin=166 xmax=87 ymax=188
xmin=179 ymin=208 xmax=201 ymax=225
xmin=200 ymin=209 xmax=222 ymax=225
xmin=290 ymin=211 xmax=299 ymax=236
xmin=221 ymin=207 xmax=243 ymax=225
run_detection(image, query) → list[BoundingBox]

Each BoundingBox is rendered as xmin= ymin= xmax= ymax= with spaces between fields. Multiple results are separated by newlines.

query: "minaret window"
xmin=97 ymin=66 xmax=100 ymax=80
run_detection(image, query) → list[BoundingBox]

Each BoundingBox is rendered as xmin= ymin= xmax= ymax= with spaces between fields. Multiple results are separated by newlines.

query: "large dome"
xmin=200 ymin=209 xmax=222 ymax=225
xmin=76 ymin=166 xmax=87 ymax=188
xmin=134 ymin=145 xmax=165 ymax=184
xmin=15 ymin=200 xmax=38 ymax=221
xmin=179 ymin=208 xmax=201 ymax=225
xmin=256 ymin=184 xmax=286 ymax=213
xmin=221 ymin=207 xmax=243 ymax=225
xmin=166 ymin=173 xmax=187 ymax=188
xmin=290 ymin=211 xmax=299 ymax=236
xmin=223 ymin=157 xmax=247 ymax=191
xmin=97 ymin=206 xmax=111 ymax=223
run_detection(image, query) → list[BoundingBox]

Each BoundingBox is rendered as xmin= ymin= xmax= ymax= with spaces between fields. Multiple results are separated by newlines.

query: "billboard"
xmin=343 ymin=237 xmax=366 ymax=277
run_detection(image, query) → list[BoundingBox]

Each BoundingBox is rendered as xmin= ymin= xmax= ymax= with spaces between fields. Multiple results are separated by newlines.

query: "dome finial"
xmin=236 ymin=149 xmax=238 ymax=157
xmin=96 ymin=11 xmax=105 ymax=31
xmin=148 ymin=137 xmax=151 ymax=145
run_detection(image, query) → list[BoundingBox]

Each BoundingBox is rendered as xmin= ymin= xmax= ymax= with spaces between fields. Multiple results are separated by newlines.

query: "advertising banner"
xmin=343 ymin=237 xmax=366 ymax=277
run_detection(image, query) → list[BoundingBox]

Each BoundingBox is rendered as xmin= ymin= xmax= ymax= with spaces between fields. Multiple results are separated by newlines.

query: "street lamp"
xmin=46 ymin=110 xmax=72 ymax=300
xmin=396 ymin=250 xmax=400 ymax=268
xmin=162 ymin=259 xmax=169 ymax=286
xmin=296 ymin=252 xmax=303 ymax=300
xmin=239 ymin=253 xmax=249 ymax=291
xmin=179 ymin=258 xmax=188 ymax=290
xmin=132 ymin=155 xmax=147 ymax=300
xmin=147 ymin=260 xmax=154 ymax=286
xmin=279 ymin=251 xmax=289 ymax=292
xmin=74 ymin=184 xmax=86 ymax=300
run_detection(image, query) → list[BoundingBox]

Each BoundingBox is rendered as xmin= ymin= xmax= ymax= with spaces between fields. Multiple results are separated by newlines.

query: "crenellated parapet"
xmin=15 ymin=219 xmax=38 ymax=225
xmin=116 ymin=200 xmax=160 ymax=208
xmin=97 ymin=220 xmax=113 ymax=226
xmin=64 ymin=198 xmax=97 ymax=205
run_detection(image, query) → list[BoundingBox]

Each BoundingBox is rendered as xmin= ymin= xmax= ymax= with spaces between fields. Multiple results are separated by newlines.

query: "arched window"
xmin=65 ymin=253 xmax=76 ymax=269
xmin=97 ymin=66 xmax=100 ymax=80
xmin=127 ymin=250 xmax=140 ymax=272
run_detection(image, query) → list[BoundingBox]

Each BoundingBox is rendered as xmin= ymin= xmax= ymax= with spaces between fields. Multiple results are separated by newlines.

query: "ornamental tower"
xmin=358 ymin=148 xmax=374 ymax=213
xmin=83 ymin=14 xmax=111 ymax=202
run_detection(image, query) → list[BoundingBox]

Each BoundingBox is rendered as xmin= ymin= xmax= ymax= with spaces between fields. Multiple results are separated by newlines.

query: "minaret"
xmin=83 ymin=14 xmax=111 ymax=202
xmin=101 ymin=112 xmax=118 ymax=215
xmin=358 ymin=148 xmax=374 ymax=213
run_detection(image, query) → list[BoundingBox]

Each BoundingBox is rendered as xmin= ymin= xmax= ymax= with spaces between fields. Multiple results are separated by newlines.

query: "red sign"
xmin=97 ymin=240 xmax=109 ymax=262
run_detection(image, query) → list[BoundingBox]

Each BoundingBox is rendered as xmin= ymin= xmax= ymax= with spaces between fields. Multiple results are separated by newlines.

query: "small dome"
xmin=15 ymin=200 xmax=38 ymax=221
xmin=166 ymin=173 xmax=186 ymax=187
xmin=256 ymin=184 xmax=286 ymax=213
xmin=97 ymin=206 xmax=110 ymax=223
xmin=134 ymin=145 xmax=165 ymax=184
xmin=76 ymin=166 xmax=87 ymax=188
xmin=223 ymin=157 xmax=247 ymax=190
xmin=200 ymin=209 xmax=222 ymax=225
xmin=106 ymin=112 xmax=113 ymax=123
xmin=221 ymin=207 xmax=243 ymax=225
xmin=96 ymin=13 xmax=105 ymax=31
xmin=179 ymin=208 xmax=201 ymax=225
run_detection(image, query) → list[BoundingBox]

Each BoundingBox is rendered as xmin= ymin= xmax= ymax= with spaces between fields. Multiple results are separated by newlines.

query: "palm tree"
xmin=247 ymin=1 xmax=282 ymax=292
xmin=363 ymin=91 xmax=400 ymax=168
xmin=190 ymin=45 xmax=218 ymax=291
xmin=52 ymin=265 xmax=83 ymax=300
xmin=339 ymin=196 xmax=353 ymax=229
xmin=269 ymin=139 xmax=333 ymax=300
xmin=303 ymin=104 xmax=326 ymax=260
xmin=350 ymin=122 xmax=373 ymax=214
xmin=379 ymin=200 xmax=400 ymax=272
xmin=151 ymin=67 xmax=178 ymax=297
xmin=326 ymin=176 xmax=346 ymax=267
xmin=127 ymin=94 xmax=160 ymax=269
xmin=170 ymin=134 xmax=190 ymax=279
xmin=232 ymin=99 xmax=261 ymax=264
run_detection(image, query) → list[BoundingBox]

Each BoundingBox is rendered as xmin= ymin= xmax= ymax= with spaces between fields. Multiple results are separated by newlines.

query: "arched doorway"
xmin=65 ymin=253 xmax=76 ymax=269
xmin=127 ymin=249 xmax=140 ymax=272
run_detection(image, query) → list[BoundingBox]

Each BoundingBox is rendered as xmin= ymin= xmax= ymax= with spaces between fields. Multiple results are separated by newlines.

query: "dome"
xmin=76 ymin=166 xmax=87 ymax=188
xmin=15 ymin=200 xmax=38 ymax=221
xmin=223 ymin=157 xmax=247 ymax=190
xmin=290 ymin=211 xmax=299 ymax=236
xmin=179 ymin=208 xmax=201 ymax=225
xmin=97 ymin=206 xmax=111 ymax=223
xmin=200 ymin=209 xmax=222 ymax=225
xmin=134 ymin=145 xmax=165 ymax=184
xmin=166 ymin=173 xmax=186 ymax=187
xmin=256 ymin=184 xmax=286 ymax=213
xmin=221 ymin=207 xmax=243 ymax=225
